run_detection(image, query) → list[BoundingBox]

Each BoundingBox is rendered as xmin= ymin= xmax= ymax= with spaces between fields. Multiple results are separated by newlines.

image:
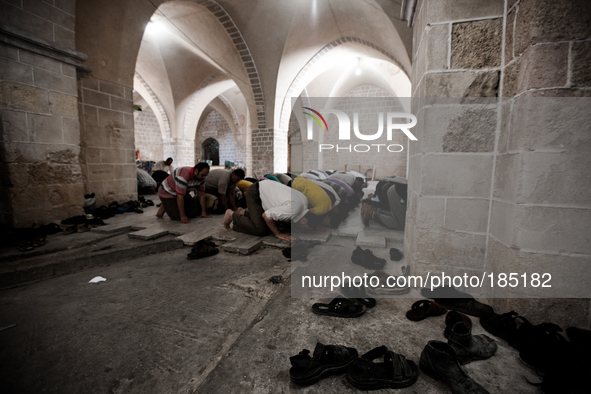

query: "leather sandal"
xmin=289 ymin=342 xmax=358 ymax=386
xmin=347 ymin=345 xmax=418 ymax=390
xmin=312 ymin=298 xmax=366 ymax=318
xmin=406 ymin=300 xmax=447 ymax=321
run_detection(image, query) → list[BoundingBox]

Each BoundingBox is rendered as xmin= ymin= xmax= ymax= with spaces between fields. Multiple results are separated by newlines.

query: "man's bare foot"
xmin=236 ymin=207 xmax=245 ymax=215
xmin=222 ymin=209 xmax=233 ymax=230
xmin=156 ymin=205 xmax=165 ymax=218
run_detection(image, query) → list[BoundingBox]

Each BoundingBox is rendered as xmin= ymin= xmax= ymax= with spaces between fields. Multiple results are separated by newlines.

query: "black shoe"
xmin=480 ymin=311 xmax=530 ymax=349
xmin=347 ymin=346 xmax=418 ymax=390
xmin=419 ymin=341 xmax=490 ymax=394
xmin=389 ymin=247 xmax=403 ymax=261
xmin=351 ymin=246 xmax=385 ymax=270
xmin=289 ymin=343 xmax=358 ymax=386
xmin=421 ymin=286 xmax=494 ymax=317
xmin=519 ymin=322 xmax=570 ymax=372
xmin=448 ymin=321 xmax=497 ymax=365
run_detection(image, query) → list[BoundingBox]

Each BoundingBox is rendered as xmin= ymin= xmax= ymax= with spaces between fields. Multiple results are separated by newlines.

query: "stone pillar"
xmin=0 ymin=0 xmax=87 ymax=226
xmin=251 ymin=128 xmax=274 ymax=176
xmin=407 ymin=0 xmax=504 ymax=288
xmin=489 ymin=0 xmax=591 ymax=324
xmin=78 ymin=76 xmax=136 ymax=206
xmin=408 ymin=0 xmax=591 ymax=326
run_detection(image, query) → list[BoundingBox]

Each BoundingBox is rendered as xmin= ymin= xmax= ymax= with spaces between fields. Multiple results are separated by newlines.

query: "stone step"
xmin=127 ymin=227 xmax=170 ymax=241
xmin=356 ymin=231 xmax=386 ymax=247
xmin=261 ymin=236 xmax=291 ymax=248
xmin=176 ymin=229 xmax=214 ymax=246
xmin=91 ymin=223 xmax=146 ymax=234
xmin=221 ymin=236 xmax=263 ymax=255
xmin=294 ymin=231 xmax=331 ymax=243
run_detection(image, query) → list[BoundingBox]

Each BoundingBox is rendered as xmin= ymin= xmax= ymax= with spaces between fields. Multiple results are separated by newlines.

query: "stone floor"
xmin=0 ymin=189 xmax=540 ymax=393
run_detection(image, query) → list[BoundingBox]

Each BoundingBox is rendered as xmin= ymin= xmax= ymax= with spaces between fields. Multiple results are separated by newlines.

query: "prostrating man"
xmin=152 ymin=157 xmax=174 ymax=188
xmin=361 ymin=176 xmax=407 ymax=230
xmin=156 ymin=162 xmax=212 ymax=223
xmin=137 ymin=167 xmax=157 ymax=195
xmin=204 ymin=168 xmax=245 ymax=212
xmin=292 ymin=175 xmax=333 ymax=216
xmin=222 ymin=180 xmax=309 ymax=241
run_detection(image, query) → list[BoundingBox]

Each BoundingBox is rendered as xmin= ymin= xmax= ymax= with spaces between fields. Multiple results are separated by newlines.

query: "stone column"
xmin=78 ymin=76 xmax=136 ymax=206
xmin=408 ymin=0 xmax=591 ymax=326
xmin=0 ymin=0 xmax=87 ymax=226
xmin=407 ymin=0 xmax=504 ymax=288
xmin=251 ymin=128 xmax=275 ymax=176
xmin=489 ymin=0 xmax=591 ymax=324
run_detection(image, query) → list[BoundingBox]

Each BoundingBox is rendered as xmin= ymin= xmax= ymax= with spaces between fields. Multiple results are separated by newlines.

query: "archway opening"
xmin=202 ymin=138 xmax=220 ymax=166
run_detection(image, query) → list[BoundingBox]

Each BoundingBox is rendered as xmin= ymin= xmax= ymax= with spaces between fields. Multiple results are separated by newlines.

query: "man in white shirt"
xmin=222 ymin=180 xmax=309 ymax=240
xmin=153 ymin=157 xmax=174 ymax=173
xmin=152 ymin=157 xmax=174 ymax=189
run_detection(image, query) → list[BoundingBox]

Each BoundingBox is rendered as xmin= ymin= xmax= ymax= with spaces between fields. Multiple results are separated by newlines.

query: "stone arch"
xmin=277 ymin=37 xmax=409 ymax=132
xmin=134 ymin=72 xmax=172 ymax=140
xmin=183 ymin=72 xmax=225 ymax=138
xmin=190 ymin=0 xmax=266 ymax=129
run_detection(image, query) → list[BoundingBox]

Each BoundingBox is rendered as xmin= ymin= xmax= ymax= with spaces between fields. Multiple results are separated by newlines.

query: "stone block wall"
xmin=302 ymin=85 xmax=407 ymax=179
xmin=77 ymin=76 xmax=136 ymax=206
xmin=133 ymin=105 xmax=164 ymax=162
xmin=251 ymin=128 xmax=274 ymax=177
xmin=0 ymin=0 xmax=85 ymax=227
xmin=195 ymin=109 xmax=246 ymax=168
xmin=408 ymin=0 xmax=591 ymax=327
xmin=489 ymin=0 xmax=591 ymax=321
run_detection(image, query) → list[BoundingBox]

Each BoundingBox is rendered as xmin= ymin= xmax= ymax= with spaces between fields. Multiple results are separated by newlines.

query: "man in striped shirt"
xmin=156 ymin=162 xmax=211 ymax=223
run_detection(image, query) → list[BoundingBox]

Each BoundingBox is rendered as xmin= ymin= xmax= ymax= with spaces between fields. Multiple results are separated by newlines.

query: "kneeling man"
xmin=156 ymin=162 xmax=212 ymax=223
xmin=222 ymin=180 xmax=308 ymax=241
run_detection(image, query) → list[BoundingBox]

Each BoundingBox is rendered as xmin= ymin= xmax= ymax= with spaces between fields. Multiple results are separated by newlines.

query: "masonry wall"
xmin=133 ymin=106 xmax=164 ymax=162
xmin=0 ymin=0 xmax=85 ymax=226
xmin=195 ymin=110 xmax=246 ymax=167
xmin=77 ymin=76 xmax=136 ymax=206
xmin=321 ymin=85 xmax=407 ymax=179
xmin=408 ymin=0 xmax=591 ymax=327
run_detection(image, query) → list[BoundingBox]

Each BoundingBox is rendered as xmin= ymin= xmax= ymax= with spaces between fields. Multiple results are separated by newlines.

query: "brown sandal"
xmin=406 ymin=300 xmax=447 ymax=321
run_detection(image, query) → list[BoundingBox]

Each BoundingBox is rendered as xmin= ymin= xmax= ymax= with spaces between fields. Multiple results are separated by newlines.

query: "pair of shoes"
xmin=421 ymin=285 xmax=494 ymax=317
xmin=406 ymin=300 xmax=447 ymax=321
xmin=61 ymin=215 xmax=86 ymax=225
xmin=312 ymin=298 xmax=366 ymax=318
xmin=289 ymin=343 xmax=418 ymax=390
xmin=420 ymin=341 xmax=490 ymax=393
xmin=351 ymin=246 xmax=385 ymax=270
xmin=187 ymin=240 xmax=219 ymax=260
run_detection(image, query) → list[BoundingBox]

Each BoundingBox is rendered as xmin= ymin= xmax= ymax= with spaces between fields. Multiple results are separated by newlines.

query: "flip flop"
xmin=312 ymin=298 xmax=366 ymax=318
xmin=16 ymin=241 xmax=34 ymax=252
